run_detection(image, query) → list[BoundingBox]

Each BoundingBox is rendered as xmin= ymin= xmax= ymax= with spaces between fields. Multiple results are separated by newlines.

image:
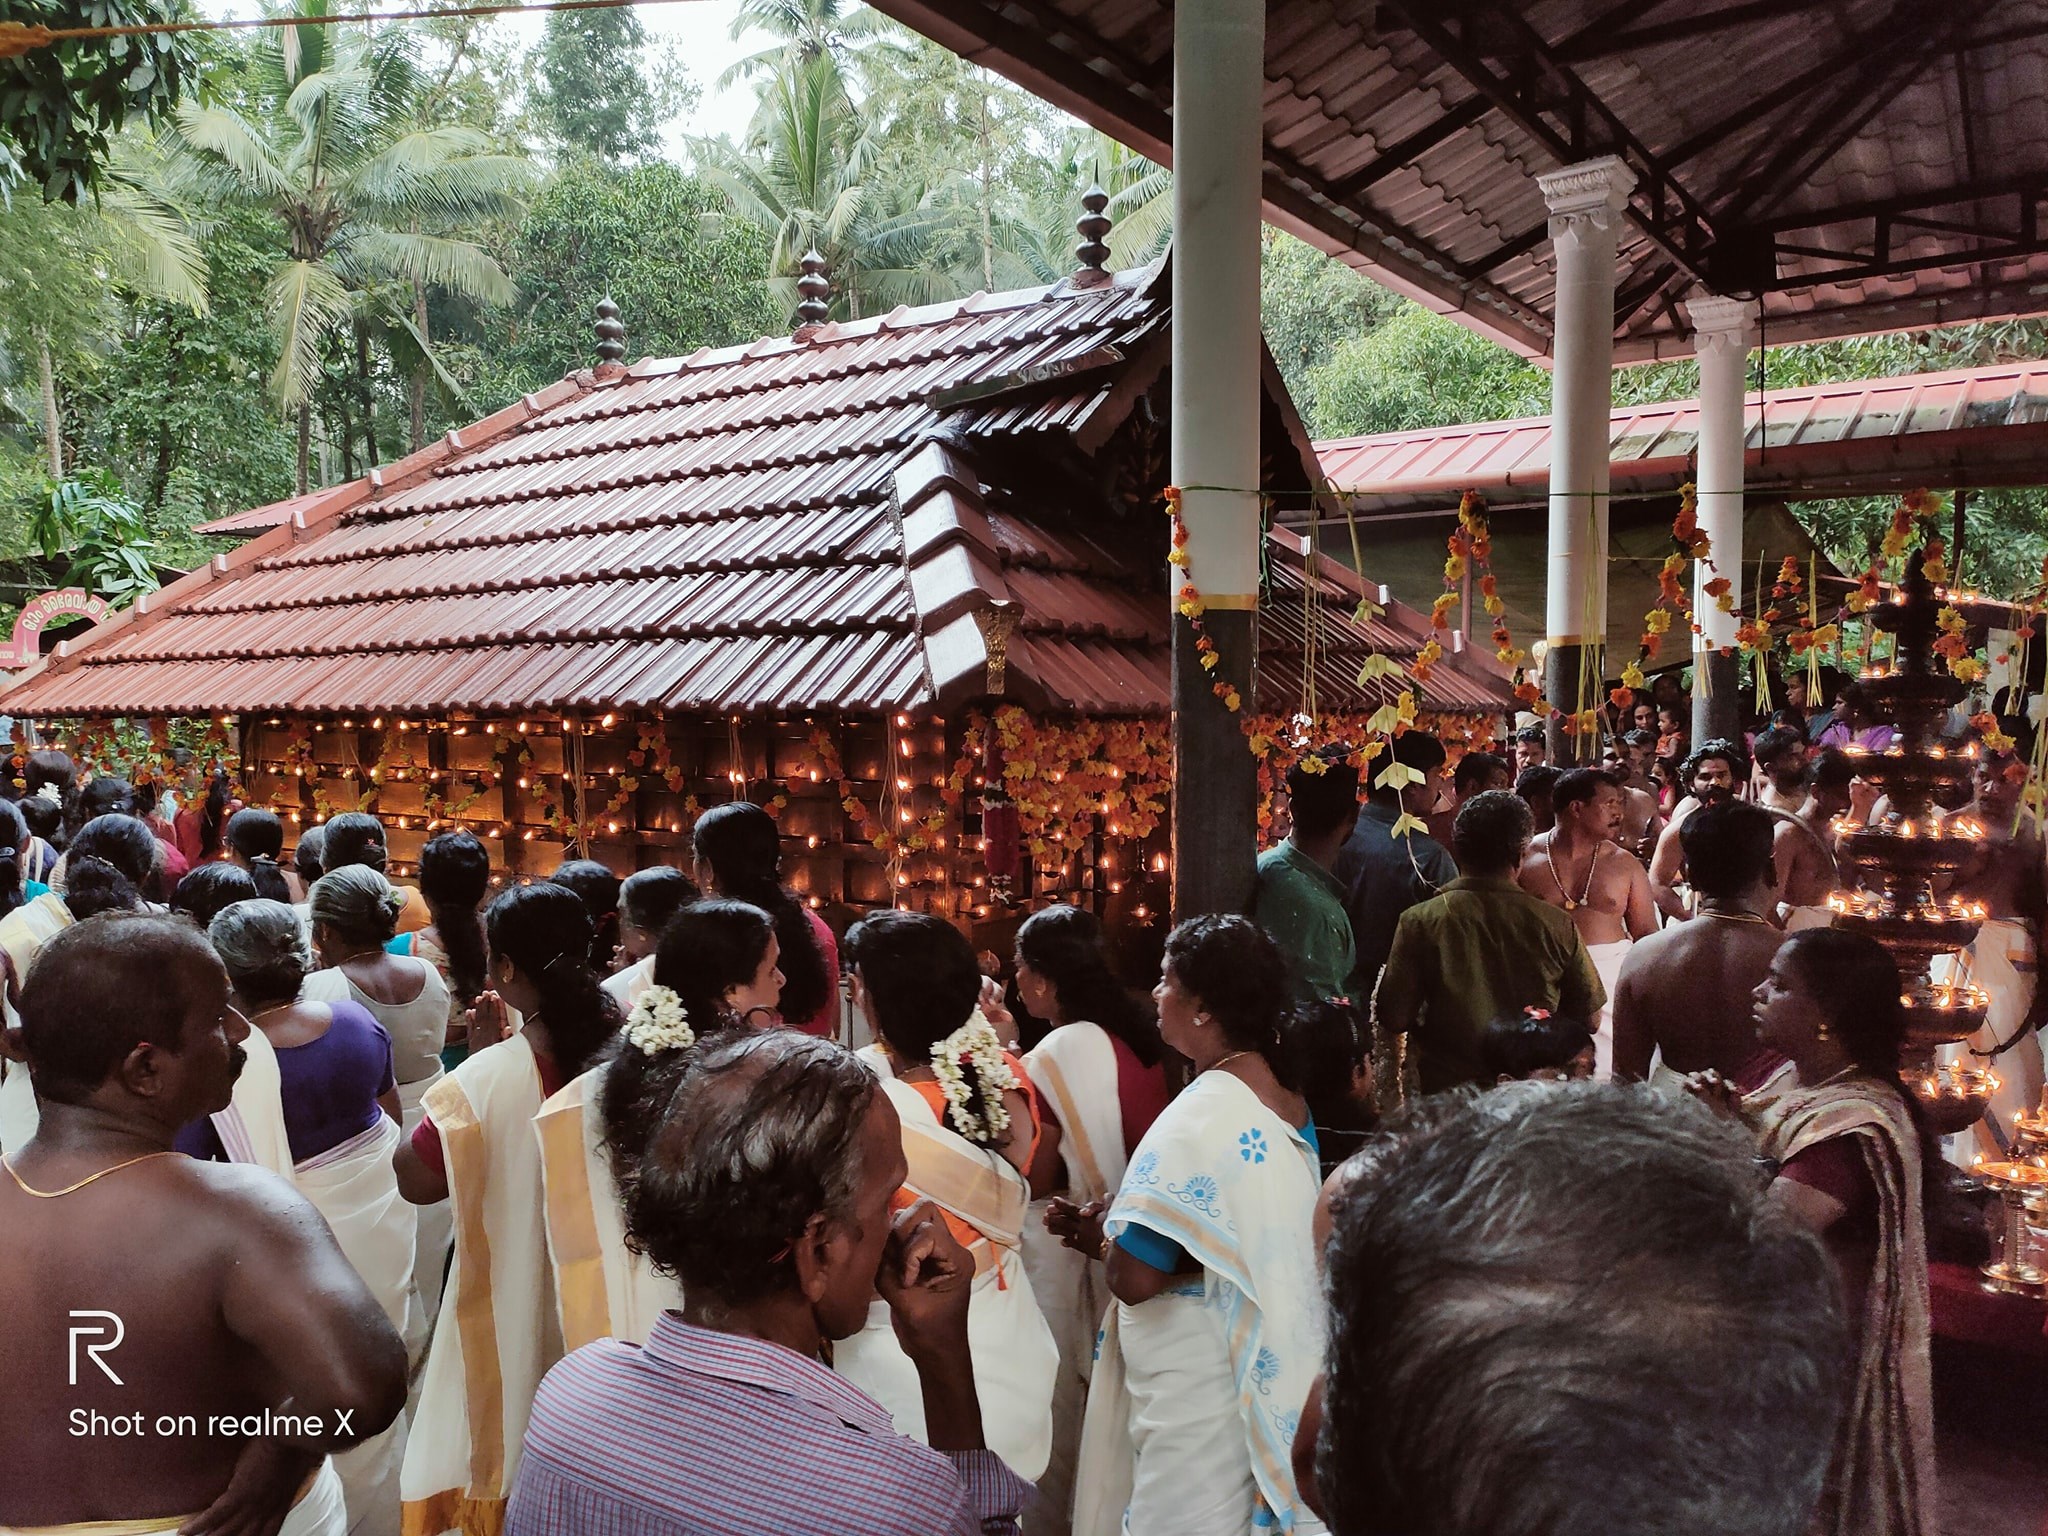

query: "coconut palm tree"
xmin=716 ymin=0 xmax=895 ymax=94
xmin=0 ymin=130 xmax=209 ymax=478
xmin=172 ymin=2 xmax=530 ymax=491
xmin=702 ymin=54 xmax=958 ymax=322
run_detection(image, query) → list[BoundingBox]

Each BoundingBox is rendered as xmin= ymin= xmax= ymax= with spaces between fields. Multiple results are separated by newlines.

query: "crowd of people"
xmin=0 ymin=681 xmax=2014 ymax=1535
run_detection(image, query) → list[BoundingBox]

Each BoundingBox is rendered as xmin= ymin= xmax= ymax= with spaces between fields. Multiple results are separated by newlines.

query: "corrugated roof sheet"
xmin=1317 ymin=360 xmax=2048 ymax=516
xmin=8 ymin=263 xmax=1514 ymax=721
xmin=868 ymin=0 xmax=2048 ymax=361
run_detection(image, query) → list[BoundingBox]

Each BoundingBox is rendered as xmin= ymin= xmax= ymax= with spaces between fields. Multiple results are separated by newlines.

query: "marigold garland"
xmin=1164 ymin=486 xmax=1243 ymax=715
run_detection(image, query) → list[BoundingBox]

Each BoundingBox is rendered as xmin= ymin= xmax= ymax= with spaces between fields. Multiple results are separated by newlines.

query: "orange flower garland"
xmin=1424 ymin=491 xmax=1527 ymax=703
xmin=1164 ymin=486 xmax=1244 ymax=715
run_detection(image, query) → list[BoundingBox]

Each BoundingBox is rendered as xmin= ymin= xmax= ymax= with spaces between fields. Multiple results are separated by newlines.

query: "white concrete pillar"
xmin=1685 ymin=293 xmax=1758 ymax=743
xmin=1169 ymin=0 xmax=1264 ymax=918
xmin=1537 ymin=156 xmax=1636 ymax=760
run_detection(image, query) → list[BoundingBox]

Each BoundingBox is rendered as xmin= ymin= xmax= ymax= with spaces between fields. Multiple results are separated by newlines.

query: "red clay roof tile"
xmin=6 ymin=259 xmax=1511 ymax=721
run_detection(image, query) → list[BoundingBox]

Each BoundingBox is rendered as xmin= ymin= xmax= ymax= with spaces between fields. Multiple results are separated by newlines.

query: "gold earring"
xmin=1816 ymin=1020 xmax=1831 ymax=1043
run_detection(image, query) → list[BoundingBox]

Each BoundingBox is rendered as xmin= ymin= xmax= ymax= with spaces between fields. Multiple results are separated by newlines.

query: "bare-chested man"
xmin=1774 ymin=746 xmax=1854 ymax=929
xmin=1427 ymin=750 xmax=1512 ymax=848
xmin=1613 ymin=800 xmax=1786 ymax=1088
xmin=1750 ymin=726 xmax=1810 ymax=814
xmin=1601 ymin=732 xmax=1665 ymax=861
xmin=1937 ymin=750 xmax=2048 ymax=1161
xmin=1649 ymin=739 xmax=1751 ymax=921
xmin=1519 ymin=768 xmax=1660 ymax=1076
xmin=0 ymin=912 xmax=406 ymax=1534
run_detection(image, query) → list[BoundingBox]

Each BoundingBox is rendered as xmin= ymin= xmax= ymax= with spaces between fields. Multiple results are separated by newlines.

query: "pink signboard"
xmin=0 ymin=589 xmax=111 ymax=670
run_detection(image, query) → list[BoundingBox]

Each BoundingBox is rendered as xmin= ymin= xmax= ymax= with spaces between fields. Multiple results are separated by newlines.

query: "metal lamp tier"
xmin=1827 ymin=546 xmax=2000 ymax=1134
xmin=1977 ymin=1097 xmax=2048 ymax=1297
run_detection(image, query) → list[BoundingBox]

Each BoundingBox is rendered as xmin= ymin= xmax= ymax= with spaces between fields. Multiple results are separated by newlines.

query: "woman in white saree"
xmin=1059 ymin=915 xmax=1326 ymax=1536
xmin=833 ymin=909 xmax=1059 ymax=1482
xmin=536 ymin=898 xmax=785 ymax=1350
xmin=1014 ymin=904 xmax=1170 ymax=1536
xmin=208 ymin=899 xmax=415 ymax=1536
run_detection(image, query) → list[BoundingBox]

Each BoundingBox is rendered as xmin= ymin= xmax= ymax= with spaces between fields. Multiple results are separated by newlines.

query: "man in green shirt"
xmin=1376 ymin=789 xmax=1605 ymax=1093
xmin=1253 ymin=751 xmax=1359 ymax=1004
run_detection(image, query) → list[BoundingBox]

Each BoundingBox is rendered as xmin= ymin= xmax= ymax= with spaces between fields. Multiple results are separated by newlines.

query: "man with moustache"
xmin=1648 ymin=739 xmax=1751 ymax=921
xmin=1750 ymin=726 xmax=1811 ymax=814
xmin=0 ymin=913 xmax=406 ymax=1535
xmin=1518 ymin=769 xmax=1659 ymax=1076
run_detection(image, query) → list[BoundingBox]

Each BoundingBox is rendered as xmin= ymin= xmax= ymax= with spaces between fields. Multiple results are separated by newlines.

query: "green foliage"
xmin=532 ymin=6 xmax=696 ymax=166
xmin=68 ymin=206 xmax=296 ymax=543
xmin=1260 ymin=230 xmax=1400 ymax=426
xmin=23 ymin=467 xmax=157 ymax=602
xmin=170 ymin=0 xmax=532 ymax=488
xmin=465 ymin=163 xmax=777 ymax=407
xmin=1304 ymin=301 xmax=1550 ymax=439
xmin=0 ymin=0 xmax=196 ymax=203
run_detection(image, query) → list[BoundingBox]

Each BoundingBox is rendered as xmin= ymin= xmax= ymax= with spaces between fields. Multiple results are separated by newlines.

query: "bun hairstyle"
xmin=208 ymin=898 xmax=313 ymax=1004
xmin=0 ymin=798 xmax=28 ymax=916
xmin=66 ymin=776 xmax=136 ymax=841
xmin=64 ymin=814 xmax=157 ymax=920
xmin=485 ymin=882 xmax=620 ymax=1078
xmin=170 ymin=863 xmax=260 ymax=929
xmin=693 ymin=801 xmax=831 ymax=1026
xmin=845 ymin=909 xmax=1015 ymax=1146
xmin=549 ymin=858 xmax=623 ymax=971
xmin=226 ymin=808 xmax=292 ymax=901
xmin=309 ymin=864 xmax=407 ymax=947
xmin=1162 ymin=914 xmax=1297 ymax=1089
xmin=600 ymin=898 xmax=778 ymax=1205
xmin=293 ymin=823 xmax=326 ymax=885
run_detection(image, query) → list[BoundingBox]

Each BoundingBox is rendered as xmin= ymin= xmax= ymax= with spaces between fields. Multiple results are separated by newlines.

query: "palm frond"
xmin=264 ymin=258 xmax=354 ymax=406
xmin=173 ymin=105 xmax=294 ymax=200
xmin=344 ymin=228 xmax=514 ymax=306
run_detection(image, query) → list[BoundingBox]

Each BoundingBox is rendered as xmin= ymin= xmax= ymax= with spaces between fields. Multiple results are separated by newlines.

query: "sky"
xmin=198 ymin=0 xmax=762 ymax=144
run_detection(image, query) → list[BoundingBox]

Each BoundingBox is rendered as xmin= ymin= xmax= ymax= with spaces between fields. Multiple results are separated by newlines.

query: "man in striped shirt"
xmin=507 ymin=1031 xmax=1032 ymax=1535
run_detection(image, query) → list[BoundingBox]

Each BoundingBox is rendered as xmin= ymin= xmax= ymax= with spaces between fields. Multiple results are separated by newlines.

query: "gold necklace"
xmin=1700 ymin=907 xmax=1771 ymax=926
xmin=4 ymin=1150 xmax=179 ymax=1199
xmin=1206 ymin=1049 xmax=1255 ymax=1074
xmin=1547 ymin=837 xmax=1599 ymax=912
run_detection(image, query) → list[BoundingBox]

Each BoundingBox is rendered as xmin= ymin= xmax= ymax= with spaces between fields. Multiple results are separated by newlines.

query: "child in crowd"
xmin=1478 ymin=1007 xmax=1596 ymax=1084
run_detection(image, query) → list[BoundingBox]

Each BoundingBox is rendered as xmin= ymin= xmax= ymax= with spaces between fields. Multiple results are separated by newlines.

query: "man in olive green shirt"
xmin=1253 ymin=751 xmax=1360 ymax=1004
xmin=1377 ymin=789 xmax=1605 ymax=1093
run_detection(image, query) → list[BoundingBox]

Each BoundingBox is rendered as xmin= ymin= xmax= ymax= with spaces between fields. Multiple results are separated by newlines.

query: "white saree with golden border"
xmin=833 ymin=1046 xmax=1060 ymax=1482
xmin=533 ymin=1064 xmax=682 ymax=1352
xmin=398 ymin=1034 xmax=559 ymax=1536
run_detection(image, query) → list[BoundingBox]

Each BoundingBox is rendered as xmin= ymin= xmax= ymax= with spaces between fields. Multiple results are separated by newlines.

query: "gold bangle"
xmin=1097 ymin=1234 xmax=1112 ymax=1261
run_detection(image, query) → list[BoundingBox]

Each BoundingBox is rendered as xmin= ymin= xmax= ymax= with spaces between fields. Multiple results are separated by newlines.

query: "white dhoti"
xmin=1586 ymin=939 xmax=1632 ymax=1081
xmin=0 ymin=1460 xmax=348 ymax=1536
xmin=0 ymin=1059 xmax=33 ymax=1154
xmin=395 ymin=1071 xmax=448 ymax=1359
xmin=1935 ymin=917 xmax=2042 ymax=1164
xmin=296 ymin=1117 xmax=415 ymax=1536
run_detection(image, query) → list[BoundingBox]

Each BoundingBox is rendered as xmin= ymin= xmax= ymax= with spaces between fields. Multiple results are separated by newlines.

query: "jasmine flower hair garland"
xmin=930 ymin=1008 xmax=1018 ymax=1141
xmin=624 ymin=984 xmax=695 ymax=1056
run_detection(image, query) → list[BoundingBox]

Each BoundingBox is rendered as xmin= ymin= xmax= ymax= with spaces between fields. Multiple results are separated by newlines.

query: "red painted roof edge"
xmin=9 ymin=375 xmax=596 ymax=698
